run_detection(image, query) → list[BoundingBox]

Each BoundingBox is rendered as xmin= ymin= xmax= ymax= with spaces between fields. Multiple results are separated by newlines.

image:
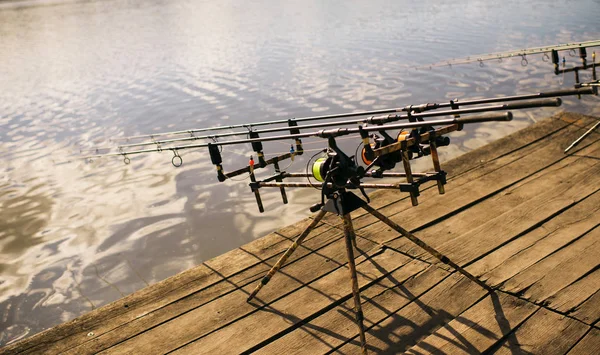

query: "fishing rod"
xmin=576 ymin=80 xmax=600 ymax=88
xmin=83 ymin=98 xmax=558 ymax=162
xmin=564 ymin=120 xmax=600 ymax=153
xmin=110 ymin=106 xmax=416 ymax=143
xmin=412 ymin=39 xmax=600 ymax=96
xmin=414 ymin=39 xmax=600 ymax=69
xmin=89 ymin=87 xmax=592 ymax=152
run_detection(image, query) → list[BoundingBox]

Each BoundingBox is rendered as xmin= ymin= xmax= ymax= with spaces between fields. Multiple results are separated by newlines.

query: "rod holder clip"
xmin=288 ymin=120 xmax=304 ymax=155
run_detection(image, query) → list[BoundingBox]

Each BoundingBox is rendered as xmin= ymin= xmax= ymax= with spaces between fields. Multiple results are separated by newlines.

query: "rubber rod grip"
xmin=503 ymin=98 xmax=562 ymax=110
xmin=539 ymin=87 xmax=594 ymax=97
xmin=456 ymin=112 xmax=513 ymax=124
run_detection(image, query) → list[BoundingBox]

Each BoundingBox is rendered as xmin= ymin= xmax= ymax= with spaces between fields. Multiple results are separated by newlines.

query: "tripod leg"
xmin=362 ymin=204 xmax=492 ymax=292
xmin=340 ymin=210 xmax=359 ymax=249
xmin=341 ymin=213 xmax=368 ymax=355
xmin=247 ymin=209 xmax=328 ymax=302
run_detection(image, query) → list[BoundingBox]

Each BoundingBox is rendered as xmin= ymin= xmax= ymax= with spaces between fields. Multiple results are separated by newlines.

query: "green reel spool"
xmin=312 ymin=157 xmax=327 ymax=182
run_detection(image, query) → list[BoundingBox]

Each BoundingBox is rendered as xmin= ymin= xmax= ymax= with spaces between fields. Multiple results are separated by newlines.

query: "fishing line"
xmin=227 ymin=173 xmax=252 ymax=182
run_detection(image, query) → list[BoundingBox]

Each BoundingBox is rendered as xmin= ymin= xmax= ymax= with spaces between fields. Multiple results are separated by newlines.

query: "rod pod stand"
xmin=246 ymin=190 xmax=493 ymax=354
xmin=272 ymin=160 xmax=288 ymax=204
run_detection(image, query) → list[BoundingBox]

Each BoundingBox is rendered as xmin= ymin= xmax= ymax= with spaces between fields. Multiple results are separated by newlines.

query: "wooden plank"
xmin=75 ymin=235 xmax=380 ymax=354
xmin=567 ymin=328 xmax=600 ymax=355
xmin=334 ymin=273 xmax=489 ymax=354
xmin=487 ymin=308 xmax=589 ymax=355
xmin=404 ymin=292 xmax=538 ymax=355
xmin=166 ymin=249 xmax=428 ymax=355
xmin=546 ymin=269 xmax=600 ymax=315
xmin=6 ymin=218 xmax=339 ymax=355
xmin=253 ymin=266 xmax=450 ymax=354
xmin=317 ymin=138 xmax=599 ymax=277
xmin=385 ymin=142 xmax=600 ymax=268
xmin=570 ymin=290 xmax=600 ymax=326
xmin=316 ymin=113 xmax=594 ymax=241
xmin=67 ymin=226 xmax=349 ymax=354
xmin=402 ymin=142 xmax=600 ymax=257
xmin=500 ymin=227 xmax=600 ymax=303
xmin=322 ymin=113 xmax=574 ymax=229
xmin=355 ymin=117 xmax=600 ymax=248
xmin=0 ymin=231 xmax=286 ymax=354
xmin=466 ymin=190 xmax=600 ymax=284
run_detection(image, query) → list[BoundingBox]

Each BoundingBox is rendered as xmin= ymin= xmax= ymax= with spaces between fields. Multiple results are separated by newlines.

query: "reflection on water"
xmin=1 ymin=0 xmax=600 ymax=345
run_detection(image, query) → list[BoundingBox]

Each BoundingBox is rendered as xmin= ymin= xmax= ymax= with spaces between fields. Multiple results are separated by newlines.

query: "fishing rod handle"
xmin=539 ymin=87 xmax=594 ymax=97
xmin=503 ymin=97 xmax=562 ymax=110
xmin=455 ymin=112 xmax=513 ymax=124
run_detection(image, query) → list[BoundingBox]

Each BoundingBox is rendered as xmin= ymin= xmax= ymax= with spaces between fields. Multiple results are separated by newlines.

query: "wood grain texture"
xmin=500 ymin=227 xmax=600 ymax=303
xmin=169 ymin=249 xmax=426 ymax=355
xmin=567 ymin=327 xmax=600 ymax=355
xmin=487 ymin=308 xmax=589 ymax=355
xmin=253 ymin=266 xmax=450 ymax=354
xmin=570 ymin=290 xmax=600 ymax=326
xmin=404 ymin=292 xmax=538 ymax=355
xmin=65 ymin=223 xmax=347 ymax=354
xmin=334 ymin=273 xmax=489 ymax=354
xmin=95 ymin=236 xmax=380 ymax=354
xmin=359 ymin=117 xmax=600 ymax=254
xmin=467 ymin=190 xmax=600 ymax=283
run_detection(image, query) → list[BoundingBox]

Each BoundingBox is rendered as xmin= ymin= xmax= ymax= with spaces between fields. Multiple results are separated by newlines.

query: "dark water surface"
xmin=1 ymin=0 xmax=599 ymax=345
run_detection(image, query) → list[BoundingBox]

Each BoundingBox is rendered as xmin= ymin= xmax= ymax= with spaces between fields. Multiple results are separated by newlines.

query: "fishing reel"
xmin=311 ymin=138 xmax=365 ymax=186
xmin=360 ymin=130 xmax=402 ymax=170
xmin=308 ymin=136 xmax=368 ymax=212
xmin=359 ymin=128 xmax=451 ymax=171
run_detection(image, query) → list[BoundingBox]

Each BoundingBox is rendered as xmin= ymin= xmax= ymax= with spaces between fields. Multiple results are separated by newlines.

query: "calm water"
xmin=1 ymin=0 xmax=600 ymax=345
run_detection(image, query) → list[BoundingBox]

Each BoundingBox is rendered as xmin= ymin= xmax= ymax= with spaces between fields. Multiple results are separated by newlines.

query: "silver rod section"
xmin=283 ymin=172 xmax=432 ymax=178
xmin=84 ymin=96 xmax=565 ymax=160
xmin=82 ymin=109 xmax=523 ymax=160
xmin=564 ymin=120 xmax=600 ymax=153
xmin=414 ymin=40 xmax=600 ymax=69
xmin=111 ymin=108 xmax=407 ymax=142
xmin=107 ymin=88 xmax=591 ymax=147
xmin=92 ymin=95 xmax=567 ymax=156
xmin=255 ymin=182 xmax=428 ymax=189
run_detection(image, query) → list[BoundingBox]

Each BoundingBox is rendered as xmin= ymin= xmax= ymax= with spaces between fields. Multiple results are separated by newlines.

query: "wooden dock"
xmin=3 ymin=112 xmax=600 ymax=354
